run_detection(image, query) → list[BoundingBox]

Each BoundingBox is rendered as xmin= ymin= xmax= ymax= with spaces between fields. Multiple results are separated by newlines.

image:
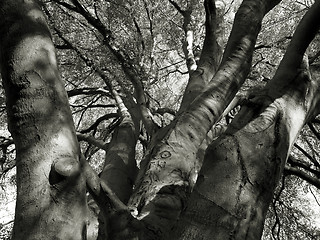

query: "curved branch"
xmin=50 ymin=0 xmax=77 ymax=12
xmin=69 ymin=0 xmax=112 ymax=37
xmin=284 ymin=165 xmax=320 ymax=189
xmin=308 ymin=122 xmax=320 ymax=141
xmin=80 ymin=113 xmax=119 ymax=134
xmin=309 ymin=186 xmax=320 ymax=207
xmin=169 ymin=0 xmax=185 ymax=15
xmin=294 ymin=143 xmax=320 ymax=168
xmin=127 ymin=1 xmax=282 ymax=238
xmin=82 ymin=155 xmax=128 ymax=211
xmin=287 ymin=156 xmax=320 ymax=177
xmin=76 ymin=132 xmax=109 ymax=151
xmin=267 ymin=0 xmax=320 ymax=94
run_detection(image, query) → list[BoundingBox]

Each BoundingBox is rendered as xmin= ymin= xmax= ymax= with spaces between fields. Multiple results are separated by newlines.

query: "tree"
xmin=0 ymin=0 xmax=320 ymax=239
xmin=0 ymin=1 xmax=88 ymax=239
xmin=0 ymin=1 xmax=86 ymax=239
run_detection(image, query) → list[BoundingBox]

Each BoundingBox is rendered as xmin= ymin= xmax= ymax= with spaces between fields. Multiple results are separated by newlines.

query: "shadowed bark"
xmin=98 ymin=100 xmax=140 ymax=239
xmin=178 ymin=0 xmax=223 ymax=113
xmin=3 ymin=0 xmax=320 ymax=239
xmin=172 ymin=1 xmax=320 ymax=239
xmin=125 ymin=0 xmax=282 ymax=239
xmin=0 ymin=0 xmax=87 ymax=239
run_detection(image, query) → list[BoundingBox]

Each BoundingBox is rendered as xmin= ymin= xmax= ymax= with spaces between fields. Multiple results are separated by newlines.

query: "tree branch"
xmin=308 ymin=122 xmax=320 ymax=141
xmin=76 ymin=132 xmax=109 ymax=151
xmin=254 ymin=44 xmax=272 ymax=50
xmin=178 ymin=0 xmax=221 ymax=112
xmin=67 ymin=87 xmax=112 ymax=98
xmin=51 ymin=0 xmax=77 ymax=12
xmin=168 ymin=0 xmax=185 ymax=15
xmin=82 ymin=155 xmax=128 ymax=211
xmin=294 ymin=143 xmax=320 ymax=168
xmin=80 ymin=113 xmax=119 ymax=134
xmin=266 ymin=0 xmax=320 ymax=94
xmin=309 ymin=50 xmax=320 ymax=64
xmin=169 ymin=0 xmax=198 ymax=73
xmin=287 ymin=156 xmax=320 ymax=177
xmin=284 ymin=165 xmax=320 ymax=189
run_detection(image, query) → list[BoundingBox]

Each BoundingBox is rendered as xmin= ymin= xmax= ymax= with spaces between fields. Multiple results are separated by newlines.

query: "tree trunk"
xmin=3 ymin=0 xmax=320 ymax=239
xmin=0 ymin=1 xmax=87 ymax=239
xmin=126 ymin=1 xmax=281 ymax=239
xmin=98 ymin=100 xmax=140 ymax=239
xmin=172 ymin=1 xmax=320 ymax=238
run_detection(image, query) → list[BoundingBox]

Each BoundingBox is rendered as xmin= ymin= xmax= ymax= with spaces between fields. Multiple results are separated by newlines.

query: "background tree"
xmin=0 ymin=0 xmax=320 ymax=239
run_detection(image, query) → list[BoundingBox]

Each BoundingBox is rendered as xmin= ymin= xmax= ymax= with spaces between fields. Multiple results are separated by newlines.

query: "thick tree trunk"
xmin=98 ymin=102 xmax=140 ymax=239
xmin=172 ymin=1 xmax=320 ymax=239
xmin=124 ymin=1 xmax=281 ymax=239
xmin=174 ymin=64 xmax=319 ymax=240
xmin=0 ymin=1 xmax=87 ymax=239
xmin=2 ymin=0 xmax=320 ymax=239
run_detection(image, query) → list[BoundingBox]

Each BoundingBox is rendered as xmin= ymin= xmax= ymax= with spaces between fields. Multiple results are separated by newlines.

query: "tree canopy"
xmin=0 ymin=0 xmax=320 ymax=239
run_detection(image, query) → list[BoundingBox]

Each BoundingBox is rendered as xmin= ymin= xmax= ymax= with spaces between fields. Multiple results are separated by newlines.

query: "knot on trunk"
xmin=49 ymin=157 xmax=80 ymax=185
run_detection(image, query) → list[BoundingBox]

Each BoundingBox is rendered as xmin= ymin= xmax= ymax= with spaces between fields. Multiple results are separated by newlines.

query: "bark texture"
xmin=126 ymin=0 xmax=281 ymax=239
xmin=179 ymin=0 xmax=223 ymax=113
xmin=172 ymin=1 xmax=320 ymax=239
xmin=0 ymin=1 xmax=87 ymax=239
xmin=3 ymin=0 xmax=320 ymax=239
xmin=98 ymin=101 xmax=140 ymax=239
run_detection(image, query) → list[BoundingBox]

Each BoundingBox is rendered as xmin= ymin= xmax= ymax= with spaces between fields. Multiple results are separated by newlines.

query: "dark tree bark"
xmin=125 ymin=0 xmax=282 ymax=239
xmin=0 ymin=1 xmax=87 ymax=239
xmin=172 ymin=1 xmax=320 ymax=239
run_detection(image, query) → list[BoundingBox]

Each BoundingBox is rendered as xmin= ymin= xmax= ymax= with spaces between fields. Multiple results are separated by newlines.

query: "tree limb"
xmin=294 ymin=143 xmax=320 ymax=168
xmin=82 ymin=155 xmax=128 ymax=211
xmin=76 ymin=132 xmax=109 ymax=151
xmin=178 ymin=0 xmax=221 ymax=112
xmin=287 ymin=156 xmax=320 ymax=177
xmin=266 ymin=0 xmax=320 ymax=96
xmin=168 ymin=0 xmax=185 ymax=15
xmin=284 ymin=165 xmax=320 ymax=189
xmin=67 ymin=87 xmax=112 ymax=98
xmin=308 ymin=122 xmax=320 ymax=141
xmin=80 ymin=113 xmax=119 ymax=134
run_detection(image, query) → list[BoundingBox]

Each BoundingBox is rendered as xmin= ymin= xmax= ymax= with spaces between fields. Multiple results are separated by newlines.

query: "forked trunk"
xmin=172 ymin=1 xmax=320 ymax=238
